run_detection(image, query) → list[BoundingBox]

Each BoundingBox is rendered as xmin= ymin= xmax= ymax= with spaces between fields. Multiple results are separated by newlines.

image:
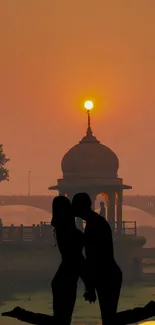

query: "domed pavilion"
xmin=49 ymin=108 xmax=132 ymax=235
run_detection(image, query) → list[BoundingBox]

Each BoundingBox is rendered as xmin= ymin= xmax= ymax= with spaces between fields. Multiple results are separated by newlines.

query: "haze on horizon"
xmin=1 ymin=0 xmax=155 ymax=195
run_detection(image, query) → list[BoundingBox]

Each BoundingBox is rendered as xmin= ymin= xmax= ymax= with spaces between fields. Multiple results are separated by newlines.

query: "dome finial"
xmin=84 ymin=100 xmax=93 ymax=135
xmin=87 ymin=109 xmax=92 ymax=136
xmin=87 ymin=109 xmax=91 ymax=128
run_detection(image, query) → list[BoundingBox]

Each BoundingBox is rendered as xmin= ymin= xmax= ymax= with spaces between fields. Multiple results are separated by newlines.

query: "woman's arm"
xmin=78 ymin=253 xmax=95 ymax=291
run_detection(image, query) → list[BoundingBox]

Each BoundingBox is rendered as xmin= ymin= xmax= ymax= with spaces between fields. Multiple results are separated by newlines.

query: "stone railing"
xmin=0 ymin=222 xmax=53 ymax=242
xmin=0 ymin=220 xmax=137 ymax=243
xmin=82 ymin=220 xmax=137 ymax=236
xmin=114 ymin=221 xmax=137 ymax=236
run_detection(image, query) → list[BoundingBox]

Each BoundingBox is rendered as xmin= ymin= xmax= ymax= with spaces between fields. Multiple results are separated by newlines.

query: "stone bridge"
xmin=0 ymin=196 xmax=53 ymax=213
xmin=0 ymin=195 xmax=155 ymax=216
xmin=123 ymin=195 xmax=155 ymax=216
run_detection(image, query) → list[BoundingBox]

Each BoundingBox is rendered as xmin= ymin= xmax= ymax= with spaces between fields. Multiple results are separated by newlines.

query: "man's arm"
xmin=84 ymin=223 xmax=97 ymax=281
xmin=78 ymin=253 xmax=96 ymax=303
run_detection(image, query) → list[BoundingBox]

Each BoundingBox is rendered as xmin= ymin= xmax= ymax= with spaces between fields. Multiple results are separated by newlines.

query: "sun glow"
xmin=84 ymin=100 xmax=94 ymax=110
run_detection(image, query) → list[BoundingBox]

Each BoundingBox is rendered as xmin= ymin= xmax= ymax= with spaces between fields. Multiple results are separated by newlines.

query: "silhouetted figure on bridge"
xmin=100 ymin=201 xmax=106 ymax=218
xmin=72 ymin=192 xmax=122 ymax=325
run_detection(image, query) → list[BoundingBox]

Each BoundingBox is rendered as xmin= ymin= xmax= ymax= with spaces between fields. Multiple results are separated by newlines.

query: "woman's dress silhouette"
xmin=51 ymin=196 xmax=95 ymax=324
xmin=2 ymin=196 xmax=96 ymax=325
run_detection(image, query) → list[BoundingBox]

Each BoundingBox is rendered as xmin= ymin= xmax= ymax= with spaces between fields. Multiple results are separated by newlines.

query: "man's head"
xmin=72 ymin=192 xmax=92 ymax=220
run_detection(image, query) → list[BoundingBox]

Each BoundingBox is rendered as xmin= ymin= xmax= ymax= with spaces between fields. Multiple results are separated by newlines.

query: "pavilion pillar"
xmin=107 ymin=191 xmax=116 ymax=233
xmin=116 ymin=190 xmax=123 ymax=235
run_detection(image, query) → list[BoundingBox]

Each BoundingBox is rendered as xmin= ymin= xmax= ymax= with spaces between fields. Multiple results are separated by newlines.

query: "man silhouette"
xmin=72 ymin=192 xmax=122 ymax=325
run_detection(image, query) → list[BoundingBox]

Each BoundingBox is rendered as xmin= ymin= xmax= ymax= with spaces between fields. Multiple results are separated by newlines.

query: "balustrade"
xmin=0 ymin=219 xmax=137 ymax=243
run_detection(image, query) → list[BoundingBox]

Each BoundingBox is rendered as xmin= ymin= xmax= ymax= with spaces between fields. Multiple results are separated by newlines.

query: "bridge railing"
xmin=0 ymin=222 xmax=53 ymax=242
xmin=114 ymin=221 xmax=137 ymax=236
xmin=0 ymin=220 xmax=137 ymax=242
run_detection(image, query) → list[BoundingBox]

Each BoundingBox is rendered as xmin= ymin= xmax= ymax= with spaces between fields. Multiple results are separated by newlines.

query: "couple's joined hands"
xmin=83 ymin=288 xmax=96 ymax=304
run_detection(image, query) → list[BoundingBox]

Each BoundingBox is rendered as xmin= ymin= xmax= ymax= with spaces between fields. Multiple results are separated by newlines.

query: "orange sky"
xmin=1 ymin=0 xmax=155 ymax=195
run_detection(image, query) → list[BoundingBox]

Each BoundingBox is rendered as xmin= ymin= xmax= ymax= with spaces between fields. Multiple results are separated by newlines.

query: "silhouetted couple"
xmin=51 ymin=193 xmax=122 ymax=325
xmin=2 ymin=193 xmax=155 ymax=325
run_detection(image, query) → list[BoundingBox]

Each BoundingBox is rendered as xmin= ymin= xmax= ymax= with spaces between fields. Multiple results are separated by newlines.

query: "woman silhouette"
xmin=2 ymin=196 xmax=96 ymax=325
xmin=51 ymin=196 xmax=96 ymax=325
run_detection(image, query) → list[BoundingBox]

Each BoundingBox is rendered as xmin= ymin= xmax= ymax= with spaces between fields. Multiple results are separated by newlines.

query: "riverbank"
xmin=1 ymin=284 xmax=155 ymax=325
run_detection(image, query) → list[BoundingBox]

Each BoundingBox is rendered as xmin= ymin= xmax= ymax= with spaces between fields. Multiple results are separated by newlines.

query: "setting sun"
xmin=84 ymin=100 xmax=94 ymax=110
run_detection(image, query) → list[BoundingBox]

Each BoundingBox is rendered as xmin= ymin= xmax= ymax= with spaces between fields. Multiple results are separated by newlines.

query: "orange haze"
xmin=1 ymin=0 xmax=155 ymax=195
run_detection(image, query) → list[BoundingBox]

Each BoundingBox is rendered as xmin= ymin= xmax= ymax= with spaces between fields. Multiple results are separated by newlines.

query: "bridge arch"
xmin=0 ymin=204 xmax=51 ymax=226
xmin=123 ymin=196 xmax=155 ymax=217
xmin=1 ymin=195 xmax=155 ymax=218
xmin=0 ymin=196 xmax=53 ymax=214
xmin=95 ymin=195 xmax=155 ymax=217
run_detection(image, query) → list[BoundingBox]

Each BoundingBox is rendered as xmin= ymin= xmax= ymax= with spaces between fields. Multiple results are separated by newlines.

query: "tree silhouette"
xmin=0 ymin=144 xmax=9 ymax=182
